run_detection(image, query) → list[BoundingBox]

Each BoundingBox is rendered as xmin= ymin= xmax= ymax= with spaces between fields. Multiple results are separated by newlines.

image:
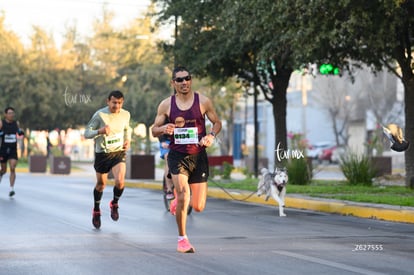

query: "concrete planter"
xmin=371 ymin=156 xmax=392 ymax=177
xmin=29 ymin=155 xmax=47 ymax=173
xmin=126 ymin=154 xmax=155 ymax=179
xmin=50 ymin=156 xmax=71 ymax=174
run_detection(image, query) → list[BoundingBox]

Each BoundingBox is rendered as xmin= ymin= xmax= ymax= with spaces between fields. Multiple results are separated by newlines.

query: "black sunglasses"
xmin=174 ymin=75 xmax=192 ymax=83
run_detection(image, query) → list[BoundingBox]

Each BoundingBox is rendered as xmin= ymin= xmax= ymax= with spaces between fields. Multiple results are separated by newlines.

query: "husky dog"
xmin=257 ymin=167 xmax=288 ymax=217
xmin=382 ymin=124 xmax=409 ymax=152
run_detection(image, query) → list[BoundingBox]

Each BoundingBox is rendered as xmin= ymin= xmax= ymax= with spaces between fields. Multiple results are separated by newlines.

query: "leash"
xmin=208 ymin=177 xmax=260 ymax=202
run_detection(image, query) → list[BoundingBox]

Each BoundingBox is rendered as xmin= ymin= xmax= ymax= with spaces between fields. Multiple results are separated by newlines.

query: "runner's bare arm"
xmin=151 ymin=98 xmax=174 ymax=138
xmin=202 ymin=95 xmax=222 ymax=136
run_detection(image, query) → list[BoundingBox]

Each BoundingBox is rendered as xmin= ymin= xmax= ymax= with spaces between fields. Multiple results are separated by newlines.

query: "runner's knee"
xmin=191 ymin=201 xmax=205 ymax=212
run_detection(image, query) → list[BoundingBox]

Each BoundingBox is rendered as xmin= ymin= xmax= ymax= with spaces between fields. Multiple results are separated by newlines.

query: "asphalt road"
xmin=0 ymin=172 xmax=413 ymax=275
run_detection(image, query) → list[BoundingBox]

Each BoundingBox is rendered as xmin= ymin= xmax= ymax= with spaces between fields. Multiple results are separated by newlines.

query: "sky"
xmin=0 ymin=0 xmax=152 ymax=45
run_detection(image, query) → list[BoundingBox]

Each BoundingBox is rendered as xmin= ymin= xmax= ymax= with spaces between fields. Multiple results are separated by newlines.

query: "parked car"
xmin=318 ymin=145 xmax=337 ymax=163
xmin=307 ymin=141 xmax=335 ymax=160
xmin=330 ymin=146 xmax=347 ymax=164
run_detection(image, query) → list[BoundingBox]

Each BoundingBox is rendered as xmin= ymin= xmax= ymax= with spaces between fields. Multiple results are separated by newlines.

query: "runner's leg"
xmin=172 ymin=173 xmax=191 ymax=237
xmin=189 ymin=182 xmax=207 ymax=212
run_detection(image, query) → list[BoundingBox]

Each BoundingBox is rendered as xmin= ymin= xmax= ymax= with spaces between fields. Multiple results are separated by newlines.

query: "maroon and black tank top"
xmin=169 ymin=93 xmax=206 ymax=154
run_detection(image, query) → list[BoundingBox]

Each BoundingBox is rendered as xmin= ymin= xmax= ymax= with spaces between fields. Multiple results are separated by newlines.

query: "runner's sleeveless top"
xmin=1 ymin=119 xmax=18 ymax=149
xmin=169 ymin=93 xmax=206 ymax=154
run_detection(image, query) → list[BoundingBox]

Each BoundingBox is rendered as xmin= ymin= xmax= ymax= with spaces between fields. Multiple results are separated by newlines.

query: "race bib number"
xmin=174 ymin=127 xmax=198 ymax=144
xmin=105 ymin=133 xmax=123 ymax=149
xmin=4 ymin=134 xmax=16 ymax=143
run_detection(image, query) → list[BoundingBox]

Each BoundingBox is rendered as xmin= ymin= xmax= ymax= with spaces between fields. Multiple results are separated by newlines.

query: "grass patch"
xmin=210 ymin=178 xmax=414 ymax=207
xmin=14 ymin=159 xmax=83 ymax=173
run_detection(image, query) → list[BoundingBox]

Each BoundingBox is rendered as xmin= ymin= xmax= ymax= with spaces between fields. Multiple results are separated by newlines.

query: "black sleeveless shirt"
xmin=169 ymin=93 xmax=206 ymax=154
xmin=1 ymin=119 xmax=19 ymax=149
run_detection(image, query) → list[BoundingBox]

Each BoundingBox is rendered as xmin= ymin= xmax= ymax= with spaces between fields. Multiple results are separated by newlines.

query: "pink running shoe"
xmin=92 ymin=210 xmax=101 ymax=229
xmin=177 ymin=238 xmax=195 ymax=253
xmin=170 ymin=198 xmax=177 ymax=216
xmin=109 ymin=201 xmax=119 ymax=221
xmin=166 ymin=191 xmax=175 ymax=200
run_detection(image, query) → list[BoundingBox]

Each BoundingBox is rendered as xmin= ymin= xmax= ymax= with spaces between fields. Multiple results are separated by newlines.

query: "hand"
xmin=123 ymin=140 xmax=130 ymax=150
xmin=163 ymin=123 xmax=175 ymax=135
xmin=199 ymin=134 xmax=215 ymax=147
xmin=100 ymin=125 xmax=110 ymax=135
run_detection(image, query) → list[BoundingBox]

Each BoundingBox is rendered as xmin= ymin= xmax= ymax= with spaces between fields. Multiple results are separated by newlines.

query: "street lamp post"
xmin=253 ymin=83 xmax=259 ymax=178
xmin=301 ymin=73 xmax=308 ymax=138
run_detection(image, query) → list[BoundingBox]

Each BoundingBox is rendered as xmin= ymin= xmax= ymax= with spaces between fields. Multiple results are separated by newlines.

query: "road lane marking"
xmin=272 ymin=250 xmax=386 ymax=275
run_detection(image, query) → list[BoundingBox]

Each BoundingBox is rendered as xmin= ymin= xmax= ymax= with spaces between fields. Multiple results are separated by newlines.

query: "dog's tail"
xmin=260 ymin=168 xmax=269 ymax=175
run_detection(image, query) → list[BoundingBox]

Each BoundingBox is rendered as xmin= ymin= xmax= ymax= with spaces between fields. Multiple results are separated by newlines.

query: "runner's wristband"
xmin=210 ymin=131 xmax=216 ymax=137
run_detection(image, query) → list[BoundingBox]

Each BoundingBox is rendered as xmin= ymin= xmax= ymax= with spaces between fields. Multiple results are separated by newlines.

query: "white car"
xmin=307 ymin=142 xmax=335 ymax=160
xmin=330 ymin=146 xmax=347 ymax=164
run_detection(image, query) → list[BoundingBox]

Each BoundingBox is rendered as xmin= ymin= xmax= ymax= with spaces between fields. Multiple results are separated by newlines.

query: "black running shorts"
xmin=0 ymin=147 xmax=18 ymax=163
xmin=167 ymin=149 xmax=209 ymax=184
xmin=94 ymin=151 xmax=126 ymax=174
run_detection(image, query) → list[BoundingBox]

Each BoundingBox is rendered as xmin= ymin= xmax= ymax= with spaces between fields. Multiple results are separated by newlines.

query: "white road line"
xmin=272 ymin=250 xmax=386 ymax=275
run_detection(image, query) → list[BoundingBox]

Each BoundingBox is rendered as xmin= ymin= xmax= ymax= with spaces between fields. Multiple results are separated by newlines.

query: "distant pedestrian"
xmin=240 ymin=140 xmax=249 ymax=166
xmin=84 ymin=90 xmax=132 ymax=229
xmin=46 ymin=135 xmax=52 ymax=157
xmin=0 ymin=107 xmax=25 ymax=197
xmin=159 ymin=118 xmax=174 ymax=200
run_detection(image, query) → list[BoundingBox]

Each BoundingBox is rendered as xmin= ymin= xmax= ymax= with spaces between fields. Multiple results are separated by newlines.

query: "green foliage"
xmin=209 ymin=162 xmax=234 ymax=180
xmin=365 ymin=126 xmax=385 ymax=156
xmin=50 ymin=146 xmax=64 ymax=157
xmin=287 ymin=158 xmax=311 ymax=185
xmin=286 ymin=131 xmax=311 ymax=185
xmin=209 ymin=166 xmax=219 ymax=179
xmin=222 ymin=162 xmax=233 ymax=180
xmin=154 ymin=0 xmax=414 ymax=186
xmin=340 ymin=152 xmax=376 ymax=186
xmin=0 ymin=9 xmax=173 ymax=155
xmin=287 ymin=131 xmax=309 ymax=152
xmin=288 ymin=181 xmax=414 ymax=207
xmin=240 ymin=167 xmax=253 ymax=179
xmin=214 ymin=177 xmax=414 ymax=207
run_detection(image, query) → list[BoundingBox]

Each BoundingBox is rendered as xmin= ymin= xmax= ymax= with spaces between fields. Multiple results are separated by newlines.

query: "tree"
xmin=117 ymin=12 xmax=173 ymax=154
xmin=0 ymin=14 xmax=25 ymax=108
xmin=311 ymin=75 xmax=353 ymax=147
xmin=153 ymin=0 xmax=298 ymax=173
xmin=290 ymin=0 xmax=414 ymax=187
xmin=154 ymin=0 xmax=414 ymax=187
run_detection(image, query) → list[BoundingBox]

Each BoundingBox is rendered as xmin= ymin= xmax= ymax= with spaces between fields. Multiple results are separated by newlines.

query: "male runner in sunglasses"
xmin=152 ymin=66 xmax=222 ymax=253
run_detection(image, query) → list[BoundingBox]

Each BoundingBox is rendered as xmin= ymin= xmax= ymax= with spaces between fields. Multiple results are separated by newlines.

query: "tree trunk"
xmin=404 ymin=78 xmax=414 ymax=188
xmin=145 ymin=125 xmax=152 ymax=155
xmin=271 ymin=68 xmax=293 ymax=167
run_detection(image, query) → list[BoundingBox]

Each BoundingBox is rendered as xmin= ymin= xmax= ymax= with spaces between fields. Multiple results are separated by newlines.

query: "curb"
xmin=124 ymin=180 xmax=414 ymax=224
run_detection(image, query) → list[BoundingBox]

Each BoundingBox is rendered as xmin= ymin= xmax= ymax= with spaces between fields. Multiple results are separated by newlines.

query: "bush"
xmin=287 ymin=158 xmax=311 ymax=185
xmin=222 ymin=162 xmax=233 ymax=180
xmin=209 ymin=162 xmax=234 ymax=180
xmin=240 ymin=167 xmax=253 ymax=179
xmin=340 ymin=152 xmax=376 ymax=186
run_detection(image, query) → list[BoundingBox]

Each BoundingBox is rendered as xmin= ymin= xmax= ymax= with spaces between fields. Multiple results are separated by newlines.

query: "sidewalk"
xmin=74 ymin=163 xmax=414 ymax=224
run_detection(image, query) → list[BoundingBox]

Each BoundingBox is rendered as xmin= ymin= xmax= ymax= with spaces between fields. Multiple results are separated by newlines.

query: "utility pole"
xmin=174 ymin=14 xmax=178 ymax=68
xmin=253 ymin=83 xmax=259 ymax=178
